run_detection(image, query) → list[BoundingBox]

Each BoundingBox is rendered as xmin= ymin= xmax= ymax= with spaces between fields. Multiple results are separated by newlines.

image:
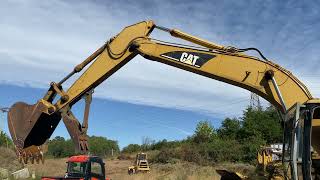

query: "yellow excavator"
xmin=6 ymin=20 xmax=320 ymax=179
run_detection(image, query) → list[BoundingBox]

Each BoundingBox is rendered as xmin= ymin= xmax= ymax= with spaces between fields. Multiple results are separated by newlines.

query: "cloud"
xmin=1 ymin=0 xmax=319 ymax=118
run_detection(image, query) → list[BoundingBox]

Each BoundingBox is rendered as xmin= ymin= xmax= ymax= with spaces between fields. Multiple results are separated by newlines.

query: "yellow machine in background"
xmin=128 ymin=153 xmax=150 ymax=174
xmin=217 ymin=144 xmax=283 ymax=180
xmin=257 ymin=145 xmax=283 ymax=179
xmin=6 ymin=20 xmax=320 ymax=179
xmin=257 ymin=147 xmax=274 ymax=168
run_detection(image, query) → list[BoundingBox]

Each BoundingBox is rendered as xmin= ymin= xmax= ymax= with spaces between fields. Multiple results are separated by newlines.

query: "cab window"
xmin=91 ymin=161 xmax=103 ymax=177
xmin=67 ymin=162 xmax=87 ymax=177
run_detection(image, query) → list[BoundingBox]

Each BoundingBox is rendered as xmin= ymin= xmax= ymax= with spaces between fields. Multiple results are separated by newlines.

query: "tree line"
xmin=46 ymin=136 xmax=120 ymax=158
xmin=0 ymin=132 xmax=120 ymax=158
xmin=0 ymin=105 xmax=282 ymax=164
xmin=121 ymin=106 xmax=282 ymax=164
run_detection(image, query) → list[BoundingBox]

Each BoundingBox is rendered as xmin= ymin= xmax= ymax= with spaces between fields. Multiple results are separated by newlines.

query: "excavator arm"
xmin=51 ymin=21 xmax=312 ymax=112
xmin=7 ymin=21 xmax=319 ymax=179
xmin=135 ymin=38 xmax=312 ymax=111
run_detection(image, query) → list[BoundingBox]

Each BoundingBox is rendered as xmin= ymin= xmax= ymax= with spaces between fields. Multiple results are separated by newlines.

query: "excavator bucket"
xmin=7 ymin=101 xmax=61 ymax=163
xmin=216 ymin=169 xmax=247 ymax=180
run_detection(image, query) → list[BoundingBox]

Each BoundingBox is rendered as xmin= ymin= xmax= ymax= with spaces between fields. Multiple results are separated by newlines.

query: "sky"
xmin=0 ymin=0 xmax=320 ymax=148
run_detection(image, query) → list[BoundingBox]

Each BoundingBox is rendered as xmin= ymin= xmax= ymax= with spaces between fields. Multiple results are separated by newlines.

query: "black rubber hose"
xmin=238 ymin=47 xmax=268 ymax=61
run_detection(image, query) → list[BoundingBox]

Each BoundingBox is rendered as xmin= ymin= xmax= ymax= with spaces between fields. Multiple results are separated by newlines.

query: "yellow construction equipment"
xmin=128 ymin=153 xmax=150 ymax=174
xmin=257 ymin=145 xmax=284 ymax=179
xmin=6 ymin=20 xmax=320 ymax=179
xmin=217 ymin=145 xmax=284 ymax=179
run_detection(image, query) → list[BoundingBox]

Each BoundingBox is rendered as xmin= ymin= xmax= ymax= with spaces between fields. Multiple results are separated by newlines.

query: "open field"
xmin=26 ymin=158 xmax=224 ymax=180
xmin=0 ymin=148 xmax=256 ymax=179
xmin=26 ymin=157 xmax=256 ymax=180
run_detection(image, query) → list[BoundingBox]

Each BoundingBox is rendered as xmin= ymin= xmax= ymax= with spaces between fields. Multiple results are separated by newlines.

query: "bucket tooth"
xmin=15 ymin=145 xmax=44 ymax=164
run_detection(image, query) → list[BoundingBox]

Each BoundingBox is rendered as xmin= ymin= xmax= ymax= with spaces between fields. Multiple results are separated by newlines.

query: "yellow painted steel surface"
xmin=55 ymin=21 xmax=155 ymax=109
xmin=54 ymin=20 xmax=313 ymax=112
xmin=136 ymin=39 xmax=312 ymax=111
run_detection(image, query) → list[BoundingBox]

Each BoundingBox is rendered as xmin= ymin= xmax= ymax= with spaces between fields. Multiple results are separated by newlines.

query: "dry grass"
xmin=0 ymin=148 xmax=255 ymax=179
xmin=0 ymin=147 xmax=23 ymax=172
xmin=26 ymin=158 xmax=68 ymax=177
xmin=108 ymin=162 xmax=222 ymax=180
xmin=25 ymin=157 xmax=226 ymax=179
xmin=106 ymin=159 xmax=235 ymax=180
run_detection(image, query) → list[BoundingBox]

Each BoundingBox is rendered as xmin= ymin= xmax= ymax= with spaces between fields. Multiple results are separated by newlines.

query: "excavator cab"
xmin=42 ymin=155 xmax=108 ymax=180
xmin=65 ymin=155 xmax=106 ymax=180
xmin=283 ymin=101 xmax=320 ymax=179
xmin=137 ymin=153 xmax=147 ymax=161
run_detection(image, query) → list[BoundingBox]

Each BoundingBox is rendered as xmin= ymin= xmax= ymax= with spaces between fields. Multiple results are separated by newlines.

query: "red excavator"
xmin=41 ymin=155 xmax=110 ymax=180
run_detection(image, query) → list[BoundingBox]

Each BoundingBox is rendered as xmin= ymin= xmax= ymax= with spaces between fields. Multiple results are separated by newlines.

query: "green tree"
xmin=241 ymin=136 xmax=266 ymax=163
xmin=217 ymin=118 xmax=241 ymax=139
xmin=122 ymin=144 xmax=141 ymax=153
xmin=239 ymin=106 xmax=282 ymax=144
xmin=0 ymin=131 xmax=12 ymax=147
xmin=89 ymin=136 xmax=120 ymax=157
xmin=150 ymin=139 xmax=182 ymax=150
xmin=47 ymin=136 xmax=120 ymax=158
xmin=193 ymin=120 xmax=216 ymax=143
xmin=47 ymin=136 xmax=74 ymax=158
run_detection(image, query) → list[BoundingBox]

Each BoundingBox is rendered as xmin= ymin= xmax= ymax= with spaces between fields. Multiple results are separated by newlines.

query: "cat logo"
xmin=160 ymin=51 xmax=215 ymax=68
xmin=179 ymin=52 xmax=199 ymax=66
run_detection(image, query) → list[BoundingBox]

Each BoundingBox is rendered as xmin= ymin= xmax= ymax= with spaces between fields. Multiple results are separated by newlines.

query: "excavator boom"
xmin=8 ymin=21 xmax=155 ymax=160
xmin=7 ymin=20 xmax=320 ymax=179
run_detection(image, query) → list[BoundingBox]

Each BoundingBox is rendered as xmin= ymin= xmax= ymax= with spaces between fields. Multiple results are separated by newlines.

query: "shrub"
xmin=240 ymin=136 xmax=266 ymax=163
xmin=179 ymin=144 xmax=203 ymax=164
xmin=152 ymin=148 xmax=179 ymax=163
xmin=117 ymin=154 xmax=132 ymax=160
